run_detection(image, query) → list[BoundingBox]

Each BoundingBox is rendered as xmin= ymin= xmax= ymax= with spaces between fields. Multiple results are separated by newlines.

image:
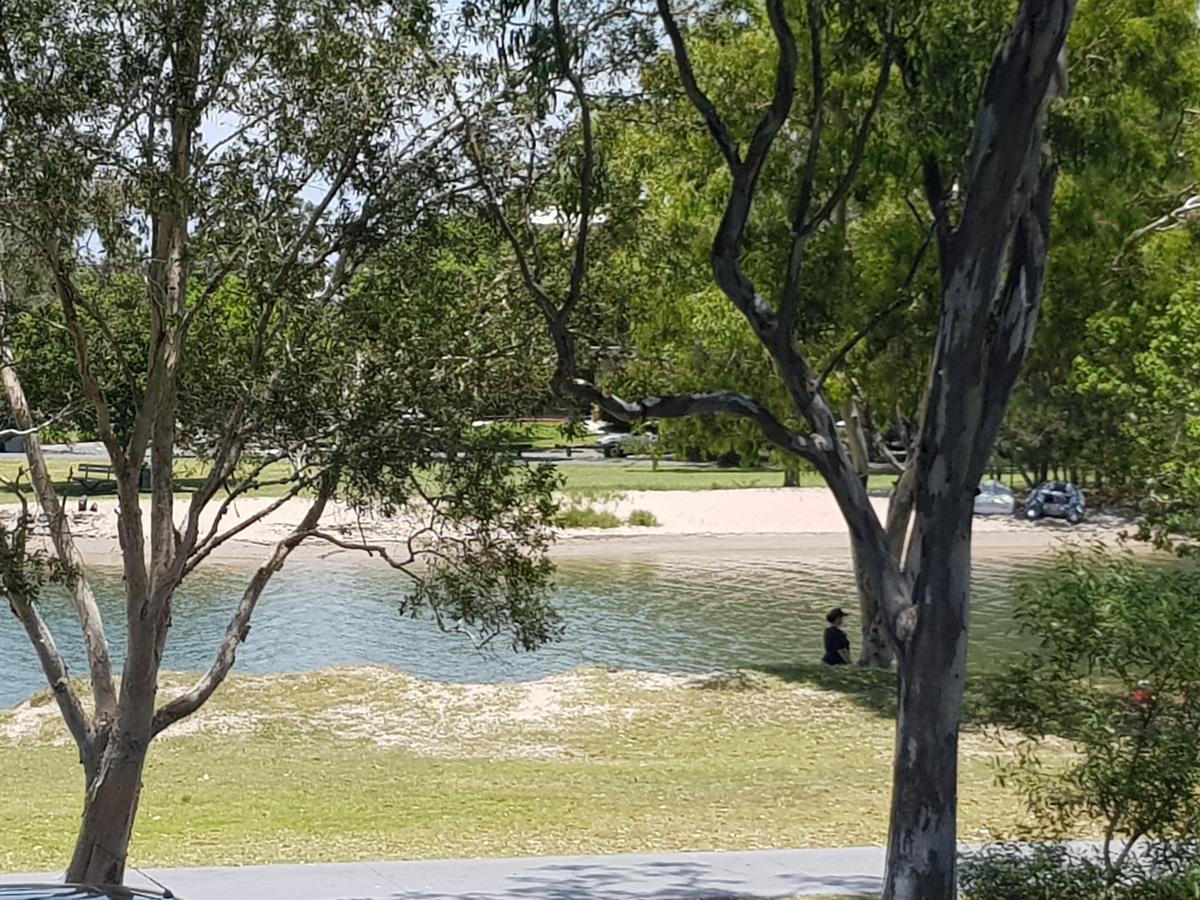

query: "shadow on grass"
xmin=751 ymin=663 xmax=992 ymax=728
xmin=3 ymin=473 xmax=216 ymax=499
xmin=753 ymin=664 xmax=899 ymax=719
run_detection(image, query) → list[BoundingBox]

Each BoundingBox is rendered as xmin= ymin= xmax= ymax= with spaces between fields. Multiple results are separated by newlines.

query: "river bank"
xmin=0 ymin=487 xmax=1136 ymax=569
xmin=0 ymin=664 xmax=1059 ymax=873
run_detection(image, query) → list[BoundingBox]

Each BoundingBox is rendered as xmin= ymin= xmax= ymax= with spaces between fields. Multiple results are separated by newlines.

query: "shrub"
xmin=960 ymin=842 xmax=1200 ymax=900
xmin=973 ymin=548 xmax=1200 ymax=893
xmin=556 ymin=505 xmax=622 ymax=529
xmin=627 ymin=509 xmax=659 ymax=527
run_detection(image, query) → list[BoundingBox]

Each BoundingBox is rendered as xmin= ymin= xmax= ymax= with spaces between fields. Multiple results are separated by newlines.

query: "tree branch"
xmin=802 ymin=38 xmax=892 ymax=237
xmin=781 ymin=21 xmax=891 ymax=336
xmin=7 ymin=589 xmax=94 ymax=759
xmin=655 ymin=0 xmax=741 ymax=170
xmin=744 ymin=0 xmax=798 ymax=182
xmin=777 ymin=0 xmax=824 ymax=336
xmin=553 ymin=372 xmax=818 ymax=462
xmin=152 ymin=492 xmax=329 ymax=736
xmin=46 ymin=246 xmax=126 ymax=469
xmin=302 ymin=530 xmax=420 ymax=572
xmin=549 ymin=0 xmax=594 ymax=324
xmin=1114 ymin=193 xmax=1200 ymax=264
xmin=183 ymin=475 xmax=311 ymax=577
xmin=814 ymin=222 xmax=934 ymax=391
xmin=921 ymin=155 xmax=952 ymax=264
xmin=954 ymin=0 xmax=1075 ymax=262
xmin=459 ymin=110 xmax=558 ymax=322
xmin=0 ymin=311 xmax=118 ymax=722
xmin=690 ymin=0 xmax=797 ymax=338
xmin=0 ymin=400 xmax=80 ymax=441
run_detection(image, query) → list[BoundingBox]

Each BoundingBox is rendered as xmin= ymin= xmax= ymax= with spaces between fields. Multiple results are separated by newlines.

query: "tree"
xmin=997 ymin=0 xmax=1200 ymax=490
xmin=1076 ymin=228 xmax=1200 ymax=552
xmin=0 ymin=0 xmax=558 ymax=882
xmin=963 ymin=549 xmax=1200 ymax=898
xmin=459 ymin=0 xmax=1075 ymax=895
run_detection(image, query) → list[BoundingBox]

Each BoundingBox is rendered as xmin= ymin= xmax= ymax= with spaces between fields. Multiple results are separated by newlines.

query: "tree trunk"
xmin=883 ymin=520 xmax=971 ymax=900
xmin=851 ymin=542 xmax=895 ymax=668
xmin=843 ymin=398 xmax=871 ymax=489
xmin=66 ymin=731 xmax=149 ymax=884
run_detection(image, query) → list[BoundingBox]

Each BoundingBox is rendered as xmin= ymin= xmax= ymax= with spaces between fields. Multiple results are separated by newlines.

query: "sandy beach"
xmin=0 ymin=487 xmax=1136 ymax=568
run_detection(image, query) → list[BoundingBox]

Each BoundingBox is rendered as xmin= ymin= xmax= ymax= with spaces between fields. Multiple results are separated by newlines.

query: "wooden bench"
xmin=71 ymin=462 xmax=152 ymax=493
xmin=552 ymin=443 xmax=591 ymax=458
xmin=504 ymin=442 xmax=535 ymax=458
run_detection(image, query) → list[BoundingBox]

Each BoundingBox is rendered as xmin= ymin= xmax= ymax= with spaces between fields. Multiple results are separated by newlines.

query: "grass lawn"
xmin=556 ymin=464 xmax=897 ymax=496
xmin=0 ymin=456 xmax=304 ymax=499
xmin=0 ymin=455 xmax=896 ymax=503
xmin=0 ymin=665 xmax=1056 ymax=873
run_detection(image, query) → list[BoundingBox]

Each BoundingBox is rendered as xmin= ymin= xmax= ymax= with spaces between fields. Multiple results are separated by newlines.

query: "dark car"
xmin=1024 ymin=481 xmax=1086 ymax=524
xmin=0 ymin=887 xmax=176 ymax=899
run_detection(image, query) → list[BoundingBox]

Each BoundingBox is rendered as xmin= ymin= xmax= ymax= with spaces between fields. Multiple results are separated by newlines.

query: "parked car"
xmin=596 ymin=430 xmax=657 ymax=458
xmin=0 ymin=886 xmax=177 ymax=899
xmin=1024 ymin=481 xmax=1086 ymax=524
xmin=974 ymin=480 xmax=1016 ymax=516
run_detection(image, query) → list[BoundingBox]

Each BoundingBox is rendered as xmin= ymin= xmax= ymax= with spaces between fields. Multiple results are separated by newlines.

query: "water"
xmin=0 ymin=554 xmax=1047 ymax=707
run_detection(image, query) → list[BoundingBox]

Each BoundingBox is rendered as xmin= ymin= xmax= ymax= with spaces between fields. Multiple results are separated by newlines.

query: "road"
xmin=0 ymin=847 xmax=885 ymax=899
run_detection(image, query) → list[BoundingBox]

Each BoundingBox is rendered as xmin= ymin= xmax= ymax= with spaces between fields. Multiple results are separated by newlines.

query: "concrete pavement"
xmin=0 ymin=847 xmax=885 ymax=899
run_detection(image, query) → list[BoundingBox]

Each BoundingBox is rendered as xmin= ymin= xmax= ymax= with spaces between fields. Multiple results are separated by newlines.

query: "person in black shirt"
xmin=822 ymin=607 xmax=852 ymax=665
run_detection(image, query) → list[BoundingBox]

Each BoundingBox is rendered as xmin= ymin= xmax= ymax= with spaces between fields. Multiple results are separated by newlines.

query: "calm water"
xmin=0 ymin=554 xmax=1046 ymax=707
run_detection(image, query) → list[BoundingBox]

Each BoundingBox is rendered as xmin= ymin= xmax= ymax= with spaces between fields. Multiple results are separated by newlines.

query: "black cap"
xmin=826 ymin=607 xmax=850 ymax=623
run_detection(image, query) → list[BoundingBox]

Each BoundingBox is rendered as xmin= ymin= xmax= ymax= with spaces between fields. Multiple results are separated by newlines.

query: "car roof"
xmin=0 ymin=886 xmax=172 ymax=900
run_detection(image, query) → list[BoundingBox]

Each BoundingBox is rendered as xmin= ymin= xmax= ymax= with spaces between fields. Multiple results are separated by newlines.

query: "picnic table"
xmin=70 ymin=462 xmax=152 ymax=493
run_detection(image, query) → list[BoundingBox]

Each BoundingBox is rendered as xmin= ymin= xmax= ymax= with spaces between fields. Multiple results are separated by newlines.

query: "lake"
xmin=0 ymin=553 xmax=1048 ymax=707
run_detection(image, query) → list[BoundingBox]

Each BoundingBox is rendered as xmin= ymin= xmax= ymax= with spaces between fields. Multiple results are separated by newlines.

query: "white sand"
xmin=0 ymin=487 xmax=1135 ymax=569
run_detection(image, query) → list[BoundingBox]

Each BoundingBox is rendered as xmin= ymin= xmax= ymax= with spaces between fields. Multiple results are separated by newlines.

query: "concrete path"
xmin=0 ymin=847 xmax=884 ymax=899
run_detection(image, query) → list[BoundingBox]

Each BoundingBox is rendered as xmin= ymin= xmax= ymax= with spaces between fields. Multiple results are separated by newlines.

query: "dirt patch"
xmin=0 ymin=697 xmax=66 ymax=745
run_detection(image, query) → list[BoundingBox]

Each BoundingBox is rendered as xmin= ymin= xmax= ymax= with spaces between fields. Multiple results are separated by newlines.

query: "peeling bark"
xmin=884 ymin=514 xmax=971 ymax=899
xmin=66 ymin=718 xmax=152 ymax=884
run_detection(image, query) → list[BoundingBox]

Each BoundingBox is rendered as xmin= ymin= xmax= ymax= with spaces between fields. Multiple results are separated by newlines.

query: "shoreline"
xmin=1 ymin=486 xmax=1140 ymax=570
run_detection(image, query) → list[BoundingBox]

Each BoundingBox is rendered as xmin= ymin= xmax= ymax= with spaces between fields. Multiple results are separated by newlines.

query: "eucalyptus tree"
xmin=0 ymin=0 xmax=558 ymax=883
xmin=998 ymin=0 xmax=1200 ymax=487
xmin=456 ymin=0 xmax=1075 ymax=896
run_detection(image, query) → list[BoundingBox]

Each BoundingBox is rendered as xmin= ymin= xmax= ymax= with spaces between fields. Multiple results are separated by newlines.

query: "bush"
xmin=973 ymin=548 xmax=1200 ymax=893
xmin=556 ymin=505 xmax=622 ymax=528
xmin=960 ymin=842 xmax=1200 ymax=900
xmin=627 ymin=509 xmax=659 ymax=527
xmin=960 ymin=843 xmax=1107 ymax=900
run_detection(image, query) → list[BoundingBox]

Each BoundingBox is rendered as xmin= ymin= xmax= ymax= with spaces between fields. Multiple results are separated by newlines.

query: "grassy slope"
xmin=0 ymin=666 xmax=1049 ymax=873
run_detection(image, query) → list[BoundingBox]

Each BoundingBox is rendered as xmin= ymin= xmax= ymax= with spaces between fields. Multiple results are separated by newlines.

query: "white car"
xmin=974 ymin=480 xmax=1016 ymax=516
xmin=596 ymin=431 xmax=657 ymax=458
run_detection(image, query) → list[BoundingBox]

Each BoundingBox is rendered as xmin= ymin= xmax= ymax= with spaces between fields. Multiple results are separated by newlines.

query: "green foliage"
xmin=556 ymin=503 xmax=622 ymax=529
xmin=977 ymin=549 xmax=1200 ymax=888
xmin=590 ymin=5 xmax=937 ymax=460
xmin=998 ymin=0 xmax=1200 ymax=491
xmin=0 ymin=0 xmax=565 ymax=655
xmin=626 ymin=509 xmax=659 ymax=527
xmin=960 ymin=841 xmax=1200 ymax=900
xmin=0 ymin=486 xmax=67 ymax=604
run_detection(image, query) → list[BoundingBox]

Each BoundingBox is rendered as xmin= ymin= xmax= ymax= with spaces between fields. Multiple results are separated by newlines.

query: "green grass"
xmin=556 ymin=504 xmax=624 ymax=528
xmin=0 ymin=665 xmax=1062 ymax=873
xmin=0 ymin=457 xmax=303 ymax=499
xmin=474 ymin=419 xmax=586 ymax=449
xmin=0 ymin=456 xmax=896 ymax=505
xmin=556 ymin=464 xmax=897 ymax=496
